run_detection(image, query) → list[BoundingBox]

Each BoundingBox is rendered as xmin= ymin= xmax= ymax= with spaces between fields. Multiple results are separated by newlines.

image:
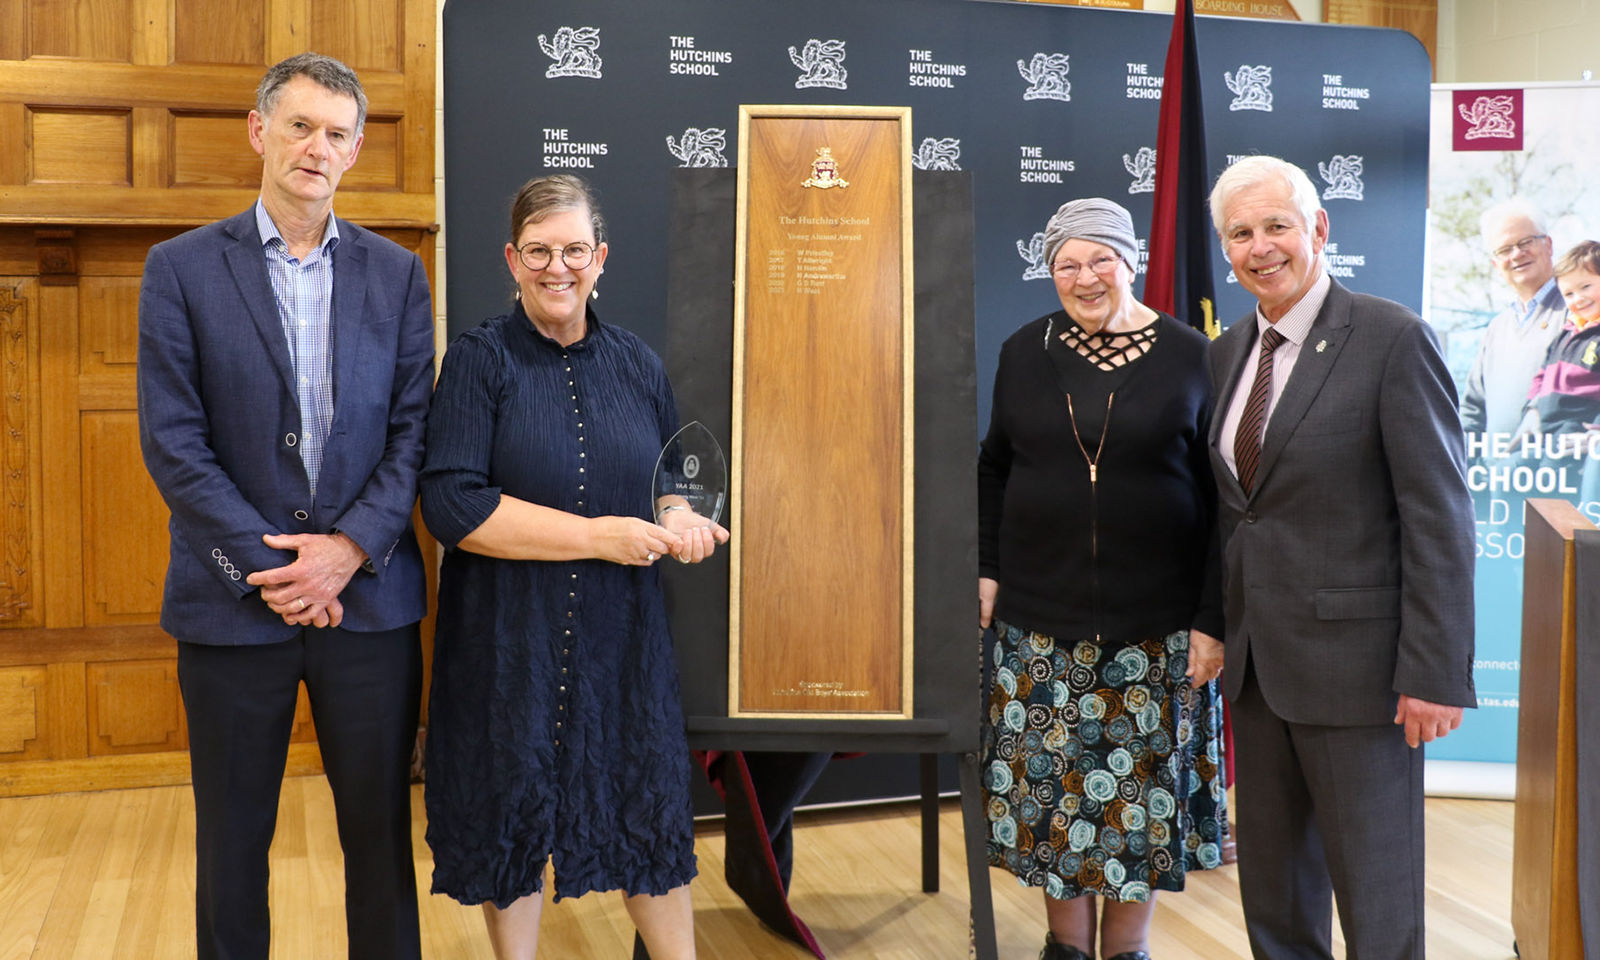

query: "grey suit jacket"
xmin=1208 ymin=280 xmax=1476 ymax=726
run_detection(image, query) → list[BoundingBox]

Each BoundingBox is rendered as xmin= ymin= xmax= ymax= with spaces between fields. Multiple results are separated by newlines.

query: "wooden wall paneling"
xmin=0 ymin=1 xmax=26 ymax=61
xmin=0 ymin=60 xmax=267 ymax=111
xmin=341 ymin=117 xmax=400 ymax=190
xmin=0 ymin=0 xmax=434 ymax=797
xmin=0 ymin=102 xmax=23 ymax=184
xmin=174 ymin=0 xmax=266 ymax=66
xmin=27 ymin=108 xmax=132 ymax=186
xmin=45 ymin=661 xmax=88 ymax=760
xmin=130 ymin=0 xmax=169 ymax=67
xmin=0 ymin=665 xmax=49 ymax=760
xmin=0 ymin=277 xmax=42 ymax=630
xmin=169 ymin=110 xmax=259 ymax=188
xmin=77 ymin=276 xmax=138 ymax=371
xmin=0 ymin=229 xmax=31 ymax=272
xmin=77 ymin=271 xmax=166 ymax=626
xmin=266 ymin=0 xmax=311 ymax=66
xmin=81 ymin=412 xmax=167 ymax=625
xmin=38 ymin=275 xmax=84 ymax=627
xmin=76 ymin=227 xmax=181 ymax=276
xmin=130 ymin=106 xmax=165 ymax=189
xmin=310 ymin=0 xmax=402 ymax=74
xmin=27 ymin=0 xmax=133 ymax=63
xmin=1325 ymin=0 xmax=1437 ymax=80
xmin=0 ymin=625 xmax=174 ymax=667
xmin=0 ymin=184 xmax=435 ymax=228
xmin=400 ymin=0 xmax=432 ymax=195
xmin=86 ymin=660 xmax=184 ymax=755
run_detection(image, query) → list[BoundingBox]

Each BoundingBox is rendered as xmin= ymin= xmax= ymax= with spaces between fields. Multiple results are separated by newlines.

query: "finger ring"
xmin=646 ymin=552 xmax=657 ymax=562
xmin=677 ymin=555 xmax=691 ymax=564
xmin=296 ymin=597 xmax=306 ymax=611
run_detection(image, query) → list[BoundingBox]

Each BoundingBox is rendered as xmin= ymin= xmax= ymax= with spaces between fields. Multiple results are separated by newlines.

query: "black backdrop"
xmin=443 ymin=0 xmax=1430 ymax=435
xmin=440 ymin=0 xmax=1432 ymax=807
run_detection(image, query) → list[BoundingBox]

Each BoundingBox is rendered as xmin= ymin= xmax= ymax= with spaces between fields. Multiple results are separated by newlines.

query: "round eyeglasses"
xmin=516 ymin=241 xmax=595 ymax=271
xmin=1051 ymin=254 xmax=1123 ymax=281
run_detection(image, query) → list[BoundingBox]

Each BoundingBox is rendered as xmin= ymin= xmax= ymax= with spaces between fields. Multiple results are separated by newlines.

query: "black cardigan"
xmin=978 ymin=311 xmax=1224 ymax=643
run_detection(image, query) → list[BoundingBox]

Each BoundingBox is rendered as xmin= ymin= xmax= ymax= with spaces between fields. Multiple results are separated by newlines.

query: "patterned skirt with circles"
xmin=981 ymin=621 xmax=1228 ymax=901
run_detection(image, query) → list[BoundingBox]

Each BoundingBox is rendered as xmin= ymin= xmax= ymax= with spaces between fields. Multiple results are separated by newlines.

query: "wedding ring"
xmin=295 ymin=597 xmax=306 ymax=611
xmin=677 ymin=555 xmax=691 ymax=564
xmin=646 ymin=552 xmax=657 ymax=562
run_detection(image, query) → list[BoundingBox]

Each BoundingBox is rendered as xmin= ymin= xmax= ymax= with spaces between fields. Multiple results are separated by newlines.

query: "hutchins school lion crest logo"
xmin=1017 ymin=232 xmax=1050 ymax=281
xmin=911 ymin=137 xmax=962 ymax=171
xmin=789 ymin=39 xmax=848 ymax=90
xmin=1018 ymin=53 xmax=1071 ymax=102
xmin=539 ymin=26 xmax=602 ymax=79
xmin=1224 ymin=65 xmax=1273 ymax=112
xmin=1318 ymin=154 xmax=1364 ymax=201
xmin=1458 ymin=95 xmax=1517 ymax=140
xmin=666 ymin=127 xmax=728 ymax=168
xmin=1123 ymin=147 xmax=1157 ymax=194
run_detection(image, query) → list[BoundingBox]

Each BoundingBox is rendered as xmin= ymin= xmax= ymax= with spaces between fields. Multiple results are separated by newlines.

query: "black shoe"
xmin=1104 ymin=952 xmax=1153 ymax=960
xmin=1040 ymin=932 xmax=1093 ymax=960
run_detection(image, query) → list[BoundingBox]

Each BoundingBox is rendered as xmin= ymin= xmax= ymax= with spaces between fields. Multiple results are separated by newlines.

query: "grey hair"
xmin=1478 ymin=198 xmax=1548 ymax=249
xmin=1208 ymin=155 xmax=1322 ymax=236
xmin=256 ymin=52 xmax=368 ymax=135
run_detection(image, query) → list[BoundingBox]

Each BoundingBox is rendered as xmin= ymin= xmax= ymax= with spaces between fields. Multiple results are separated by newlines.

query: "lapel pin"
xmin=1316 ymin=339 xmax=1327 ymax=353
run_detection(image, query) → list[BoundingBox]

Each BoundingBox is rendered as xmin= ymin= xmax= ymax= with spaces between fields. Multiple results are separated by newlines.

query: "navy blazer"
xmin=138 ymin=207 xmax=435 ymax=645
xmin=1207 ymin=280 xmax=1477 ymax=726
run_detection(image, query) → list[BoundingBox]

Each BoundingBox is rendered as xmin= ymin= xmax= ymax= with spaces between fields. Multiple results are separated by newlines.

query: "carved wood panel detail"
xmin=87 ymin=659 xmax=184 ymax=755
xmin=0 ymin=281 xmax=37 ymax=628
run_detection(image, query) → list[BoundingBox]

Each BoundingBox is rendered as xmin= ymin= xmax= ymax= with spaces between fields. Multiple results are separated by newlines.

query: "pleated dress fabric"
xmin=419 ymin=304 xmax=697 ymax=907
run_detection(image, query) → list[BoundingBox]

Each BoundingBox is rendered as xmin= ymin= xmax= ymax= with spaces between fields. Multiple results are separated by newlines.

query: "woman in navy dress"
xmin=421 ymin=174 xmax=727 ymax=959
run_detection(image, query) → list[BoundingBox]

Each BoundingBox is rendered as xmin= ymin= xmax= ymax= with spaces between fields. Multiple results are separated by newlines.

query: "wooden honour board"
xmin=730 ymin=105 xmax=914 ymax=719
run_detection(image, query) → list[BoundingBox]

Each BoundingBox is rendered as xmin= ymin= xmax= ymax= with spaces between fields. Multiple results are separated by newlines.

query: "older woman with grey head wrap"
xmin=977 ymin=198 xmax=1228 ymax=960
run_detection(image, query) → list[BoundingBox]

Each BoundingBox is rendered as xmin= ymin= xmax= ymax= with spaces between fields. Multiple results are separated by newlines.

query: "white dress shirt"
xmin=1219 ymin=270 xmax=1333 ymax=480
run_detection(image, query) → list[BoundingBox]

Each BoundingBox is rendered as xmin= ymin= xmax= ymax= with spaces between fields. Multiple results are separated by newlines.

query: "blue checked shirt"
xmin=255 ymin=200 xmax=337 ymax=497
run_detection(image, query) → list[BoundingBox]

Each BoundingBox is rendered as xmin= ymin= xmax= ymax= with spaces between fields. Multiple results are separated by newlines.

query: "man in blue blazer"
xmin=137 ymin=53 xmax=433 ymax=960
xmin=1206 ymin=156 xmax=1476 ymax=960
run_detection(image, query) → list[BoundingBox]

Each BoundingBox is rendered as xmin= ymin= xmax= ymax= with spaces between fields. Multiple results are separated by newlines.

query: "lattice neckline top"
xmin=1057 ymin=318 xmax=1159 ymax=371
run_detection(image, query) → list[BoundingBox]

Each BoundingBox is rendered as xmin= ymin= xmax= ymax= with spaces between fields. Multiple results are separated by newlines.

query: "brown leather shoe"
xmin=1040 ymin=932 xmax=1092 ymax=960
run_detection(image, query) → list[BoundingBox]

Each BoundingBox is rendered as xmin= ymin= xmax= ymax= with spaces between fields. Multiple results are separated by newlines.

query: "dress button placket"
xmin=559 ymin=351 xmax=578 ymax=751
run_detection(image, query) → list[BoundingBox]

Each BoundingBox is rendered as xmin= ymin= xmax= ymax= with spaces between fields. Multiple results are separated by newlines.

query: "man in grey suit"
xmin=137 ymin=53 xmax=433 ymax=960
xmin=1206 ymin=156 xmax=1476 ymax=960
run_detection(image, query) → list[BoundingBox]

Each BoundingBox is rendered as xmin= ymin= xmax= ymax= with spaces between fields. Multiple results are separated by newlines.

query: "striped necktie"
xmin=1233 ymin=326 xmax=1286 ymax=494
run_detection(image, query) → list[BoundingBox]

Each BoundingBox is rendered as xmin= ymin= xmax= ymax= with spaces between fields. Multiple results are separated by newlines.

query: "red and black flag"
xmin=1145 ymin=0 xmax=1219 ymax=340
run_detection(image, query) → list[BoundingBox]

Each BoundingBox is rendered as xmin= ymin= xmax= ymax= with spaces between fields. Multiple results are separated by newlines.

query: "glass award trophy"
xmin=651 ymin=420 xmax=727 ymax=527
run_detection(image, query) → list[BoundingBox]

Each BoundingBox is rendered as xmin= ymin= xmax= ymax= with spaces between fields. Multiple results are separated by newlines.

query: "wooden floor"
xmin=0 ymin=777 xmax=1518 ymax=959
